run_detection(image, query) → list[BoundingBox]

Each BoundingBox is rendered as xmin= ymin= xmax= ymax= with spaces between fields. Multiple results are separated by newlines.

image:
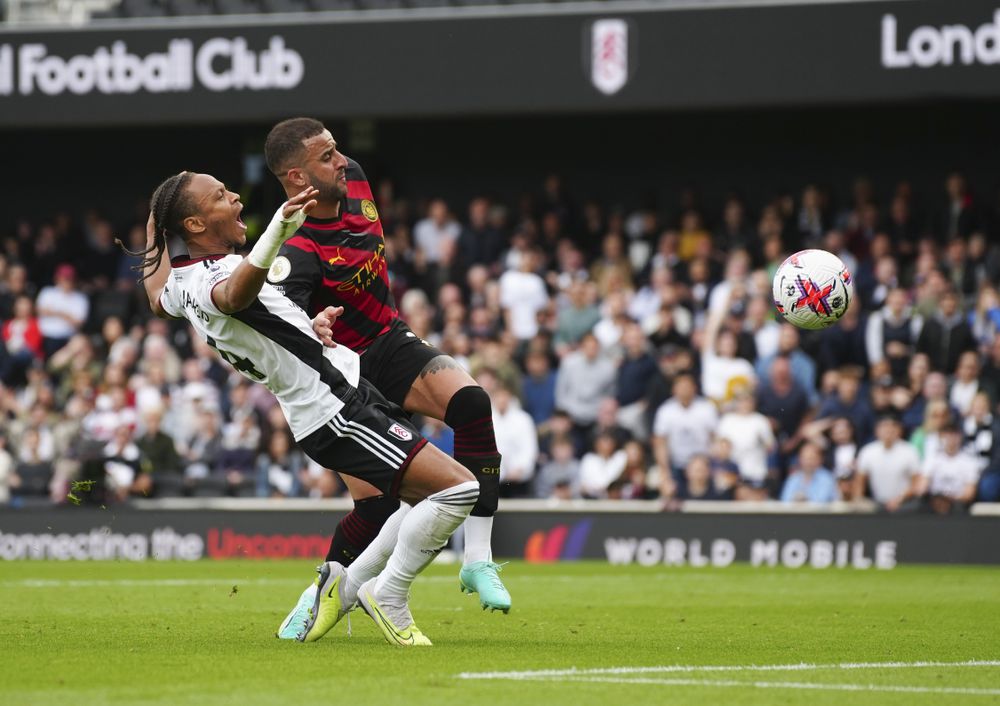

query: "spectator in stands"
xmin=521 ymin=349 xmax=557 ymax=427
xmin=780 ymin=442 xmax=838 ymax=503
xmin=14 ymin=427 xmax=52 ymax=497
xmin=700 ymin=305 xmax=755 ymax=406
xmin=220 ymin=411 xmax=262 ymax=481
xmin=743 ymin=297 xmax=780 ymax=362
xmin=706 ymin=437 xmax=740 ymax=500
xmin=456 ymin=197 xmax=504 ymax=275
xmin=615 ymin=322 xmax=658 ymax=441
xmin=255 ymin=429 xmax=303 ymax=498
xmin=180 ymin=409 xmax=222 ymax=488
xmin=855 ymin=415 xmax=923 ymax=512
xmin=942 ymin=172 xmax=978 ymax=239
xmin=674 ymin=454 xmax=724 ymax=501
xmin=535 ymin=434 xmax=580 ymax=499
xmin=555 ymin=332 xmax=616 ymax=448
xmin=716 ymin=387 xmax=775 ymax=499
xmin=0 ymin=435 xmax=17 ymax=505
xmin=2 ymin=294 xmax=43 ymax=385
xmin=903 ymin=368 xmax=948 ymax=433
xmin=413 ymin=198 xmax=460 ymax=269
xmin=590 ymin=232 xmax=633 ymax=296
xmin=593 ymin=290 xmax=631 ymax=352
xmin=487 ymin=375 xmax=538 ymax=498
xmin=916 ymin=288 xmax=976 ymax=373
xmin=579 ymin=431 xmax=628 ymax=499
xmin=865 ymin=288 xmax=921 ymax=382
xmin=816 ymin=366 xmax=876 ymax=443
xmin=590 ymin=397 xmax=632 ymax=448
xmin=909 ymin=398 xmax=952 ymax=460
xmin=651 ymin=373 xmax=717 ymax=491
xmin=499 ymin=247 xmax=548 ymax=342
xmin=968 ymin=285 xmax=1000 ymax=351
xmin=103 ymin=425 xmax=141 ymax=502
xmin=554 ymin=279 xmax=600 ymax=352
xmin=758 ymin=355 xmax=812 ymax=462
xmin=918 ymin=424 xmax=980 ymax=514
xmin=756 ymin=324 xmax=817 ymax=404
xmin=618 ymin=441 xmax=655 ymax=499
xmin=136 ymin=409 xmax=184 ymax=497
xmin=950 ymin=351 xmax=995 ymax=416
xmin=816 ymin=300 xmax=868 ymax=375
xmin=36 ymin=264 xmax=89 ymax=358
xmin=963 ymin=391 xmax=994 ymax=475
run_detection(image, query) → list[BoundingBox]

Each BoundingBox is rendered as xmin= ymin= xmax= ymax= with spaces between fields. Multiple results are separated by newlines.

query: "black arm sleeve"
xmin=276 ymin=239 xmax=322 ymax=313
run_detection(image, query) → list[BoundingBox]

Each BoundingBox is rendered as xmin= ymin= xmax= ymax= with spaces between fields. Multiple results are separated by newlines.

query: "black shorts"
xmin=360 ymin=319 xmax=445 ymax=407
xmin=298 ymin=378 xmax=427 ymax=497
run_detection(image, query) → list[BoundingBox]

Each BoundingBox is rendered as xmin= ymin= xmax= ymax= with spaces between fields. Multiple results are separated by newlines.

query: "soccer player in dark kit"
xmin=264 ymin=118 xmax=510 ymax=639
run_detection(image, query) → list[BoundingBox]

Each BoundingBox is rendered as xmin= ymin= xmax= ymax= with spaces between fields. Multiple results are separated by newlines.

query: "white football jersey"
xmin=160 ymin=254 xmax=361 ymax=441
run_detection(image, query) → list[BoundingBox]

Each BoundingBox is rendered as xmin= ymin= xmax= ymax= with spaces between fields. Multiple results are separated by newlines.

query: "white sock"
xmin=374 ymin=480 xmax=479 ymax=602
xmin=344 ymin=504 xmax=410 ymax=604
xmin=463 ymin=515 xmax=494 ymax=564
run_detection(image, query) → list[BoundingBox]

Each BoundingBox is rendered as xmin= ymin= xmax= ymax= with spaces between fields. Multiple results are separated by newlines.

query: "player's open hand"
xmin=312 ymin=306 xmax=343 ymax=348
xmin=282 ymin=186 xmax=319 ymax=221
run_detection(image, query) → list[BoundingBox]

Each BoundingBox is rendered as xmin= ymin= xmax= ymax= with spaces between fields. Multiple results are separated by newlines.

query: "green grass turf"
xmin=2 ymin=560 xmax=998 ymax=705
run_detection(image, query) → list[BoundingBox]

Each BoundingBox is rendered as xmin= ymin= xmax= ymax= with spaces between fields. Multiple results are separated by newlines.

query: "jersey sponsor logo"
xmin=361 ymin=199 xmax=379 ymax=223
xmin=335 ymin=243 xmax=386 ymax=295
xmin=388 ymin=423 xmax=412 ymax=441
xmin=267 ymin=255 xmax=291 ymax=283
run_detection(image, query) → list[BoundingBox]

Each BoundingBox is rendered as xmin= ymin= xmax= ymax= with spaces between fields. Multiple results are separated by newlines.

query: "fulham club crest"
xmin=388 ymin=423 xmax=412 ymax=441
xmin=589 ymin=19 xmax=631 ymax=96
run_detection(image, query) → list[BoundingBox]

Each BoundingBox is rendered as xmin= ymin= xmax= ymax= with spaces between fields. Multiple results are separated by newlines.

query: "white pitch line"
xmin=544 ymin=676 xmax=1000 ymax=697
xmin=457 ymin=660 xmax=1000 ymax=680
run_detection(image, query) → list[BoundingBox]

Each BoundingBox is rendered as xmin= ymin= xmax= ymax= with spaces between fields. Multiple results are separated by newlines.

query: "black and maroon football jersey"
xmin=271 ymin=158 xmax=397 ymax=352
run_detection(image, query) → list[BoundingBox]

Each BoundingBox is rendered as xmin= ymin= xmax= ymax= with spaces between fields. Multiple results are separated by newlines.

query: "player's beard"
xmin=308 ymin=170 xmax=347 ymax=206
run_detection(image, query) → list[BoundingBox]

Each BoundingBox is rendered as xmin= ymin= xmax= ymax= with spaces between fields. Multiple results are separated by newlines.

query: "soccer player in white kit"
xmin=124 ymin=171 xmax=479 ymax=646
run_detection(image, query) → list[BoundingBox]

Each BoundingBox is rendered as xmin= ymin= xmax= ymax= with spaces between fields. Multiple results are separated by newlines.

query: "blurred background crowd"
xmin=1 ymin=169 xmax=998 ymax=512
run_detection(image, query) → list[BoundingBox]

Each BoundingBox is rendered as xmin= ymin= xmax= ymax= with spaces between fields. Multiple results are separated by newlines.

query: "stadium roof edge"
xmin=0 ymin=0 xmax=912 ymax=35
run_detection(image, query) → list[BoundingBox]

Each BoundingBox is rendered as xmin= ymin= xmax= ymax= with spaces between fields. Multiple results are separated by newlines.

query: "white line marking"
xmin=457 ymin=660 xmax=1000 ymax=680
xmin=553 ymin=676 xmax=1000 ymax=697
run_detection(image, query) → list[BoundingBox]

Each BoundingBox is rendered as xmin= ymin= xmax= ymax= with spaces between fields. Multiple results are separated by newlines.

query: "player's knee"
xmin=354 ymin=493 xmax=401 ymax=526
xmin=444 ymin=385 xmax=493 ymax=429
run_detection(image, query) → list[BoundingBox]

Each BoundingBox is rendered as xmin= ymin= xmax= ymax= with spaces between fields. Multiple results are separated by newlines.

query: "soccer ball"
xmin=772 ymin=249 xmax=854 ymax=330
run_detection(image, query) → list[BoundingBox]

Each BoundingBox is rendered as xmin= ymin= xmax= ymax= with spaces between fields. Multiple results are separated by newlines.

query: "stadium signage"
xmin=603 ymin=536 xmax=897 ymax=570
xmin=0 ymin=35 xmax=303 ymax=97
xmin=589 ymin=19 xmax=629 ymax=95
xmin=881 ymin=9 xmax=1000 ymax=68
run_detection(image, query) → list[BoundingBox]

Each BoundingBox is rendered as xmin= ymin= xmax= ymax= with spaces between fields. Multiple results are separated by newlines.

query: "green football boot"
xmin=459 ymin=561 xmax=511 ymax=613
xmin=297 ymin=561 xmax=351 ymax=643
xmin=356 ymin=578 xmax=432 ymax=647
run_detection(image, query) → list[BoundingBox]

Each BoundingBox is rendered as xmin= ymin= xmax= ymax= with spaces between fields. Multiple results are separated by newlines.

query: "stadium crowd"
xmin=1 ymin=170 xmax=999 ymax=513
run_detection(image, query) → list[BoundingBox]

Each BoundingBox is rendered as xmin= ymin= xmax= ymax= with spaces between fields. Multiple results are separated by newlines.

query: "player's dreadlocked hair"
xmin=116 ymin=172 xmax=195 ymax=283
xmin=265 ymin=117 xmax=325 ymax=176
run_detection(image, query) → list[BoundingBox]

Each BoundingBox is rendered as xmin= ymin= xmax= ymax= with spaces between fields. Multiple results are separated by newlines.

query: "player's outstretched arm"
xmin=212 ymin=187 xmax=318 ymax=314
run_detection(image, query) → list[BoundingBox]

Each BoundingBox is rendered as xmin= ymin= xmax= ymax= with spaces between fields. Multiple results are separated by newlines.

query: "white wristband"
xmin=247 ymin=204 xmax=308 ymax=270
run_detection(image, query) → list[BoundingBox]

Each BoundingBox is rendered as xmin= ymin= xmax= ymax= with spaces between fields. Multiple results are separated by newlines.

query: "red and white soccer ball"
xmin=772 ymin=249 xmax=854 ymax=330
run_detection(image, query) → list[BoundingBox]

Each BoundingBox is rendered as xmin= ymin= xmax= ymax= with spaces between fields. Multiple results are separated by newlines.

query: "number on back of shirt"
xmin=206 ymin=336 xmax=265 ymax=381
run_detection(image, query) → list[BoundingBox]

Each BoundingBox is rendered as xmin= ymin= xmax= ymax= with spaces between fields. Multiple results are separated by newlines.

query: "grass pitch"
xmin=2 ymin=560 xmax=998 ymax=705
